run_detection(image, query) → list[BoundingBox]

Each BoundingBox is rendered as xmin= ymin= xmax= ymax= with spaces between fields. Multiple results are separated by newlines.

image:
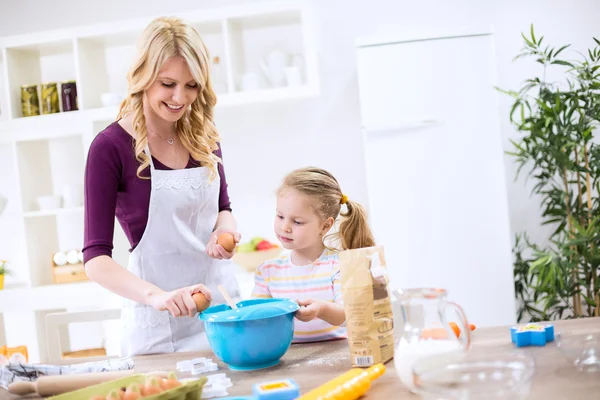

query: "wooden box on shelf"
xmin=62 ymin=347 xmax=106 ymax=359
xmin=51 ymin=253 xmax=88 ymax=284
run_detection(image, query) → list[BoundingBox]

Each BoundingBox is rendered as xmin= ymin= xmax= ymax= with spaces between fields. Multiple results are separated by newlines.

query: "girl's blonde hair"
xmin=278 ymin=167 xmax=376 ymax=250
xmin=118 ymin=16 xmax=220 ymax=179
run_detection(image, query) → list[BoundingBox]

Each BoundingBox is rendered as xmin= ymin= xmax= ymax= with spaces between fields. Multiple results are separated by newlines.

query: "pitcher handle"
xmin=447 ymin=301 xmax=471 ymax=350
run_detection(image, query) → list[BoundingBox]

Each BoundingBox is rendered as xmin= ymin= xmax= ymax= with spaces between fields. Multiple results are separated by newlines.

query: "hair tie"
xmin=340 ymin=194 xmax=348 ymax=205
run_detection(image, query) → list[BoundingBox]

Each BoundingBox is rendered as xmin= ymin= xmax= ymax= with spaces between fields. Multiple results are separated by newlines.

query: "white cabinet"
xmin=0 ymin=1 xmax=319 ymax=362
xmin=357 ymin=31 xmax=516 ymax=328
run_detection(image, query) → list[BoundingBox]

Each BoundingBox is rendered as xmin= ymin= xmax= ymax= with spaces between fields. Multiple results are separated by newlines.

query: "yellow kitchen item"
xmin=41 ymin=82 xmax=60 ymax=114
xmin=297 ymin=363 xmax=386 ymax=400
xmin=20 ymin=84 xmax=40 ymax=117
xmin=62 ymin=347 xmax=106 ymax=359
xmin=1 ymin=345 xmax=28 ymax=362
xmin=0 ymin=273 xmax=4 ymax=290
xmin=52 ymin=263 xmax=88 ymax=284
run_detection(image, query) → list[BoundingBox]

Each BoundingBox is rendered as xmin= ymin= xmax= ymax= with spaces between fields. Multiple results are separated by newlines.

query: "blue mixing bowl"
xmin=199 ymin=298 xmax=299 ymax=371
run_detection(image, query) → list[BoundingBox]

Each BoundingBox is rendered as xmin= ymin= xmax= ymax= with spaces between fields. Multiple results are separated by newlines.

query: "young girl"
xmin=251 ymin=167 xmax=375 ymax=342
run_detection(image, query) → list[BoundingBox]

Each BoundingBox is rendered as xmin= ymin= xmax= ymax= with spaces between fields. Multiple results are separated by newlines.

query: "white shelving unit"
xmin=0 ymin=1 xmax=319 ymax=362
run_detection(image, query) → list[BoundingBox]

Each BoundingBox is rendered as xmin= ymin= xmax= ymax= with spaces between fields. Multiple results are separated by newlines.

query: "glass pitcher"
xmin=392 ymin=288 xmax=471 ymax=392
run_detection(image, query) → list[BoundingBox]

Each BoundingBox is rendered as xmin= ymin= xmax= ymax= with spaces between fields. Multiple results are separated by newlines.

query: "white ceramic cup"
xmin=284 ymin=67 xmax=302 ymax=87
xmin=62 ymin=184 xmax=83 ymax=208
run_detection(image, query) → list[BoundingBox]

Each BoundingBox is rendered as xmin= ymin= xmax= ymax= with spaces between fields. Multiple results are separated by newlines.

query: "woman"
xmin=83 ymin=16 xmax=240 ymax=356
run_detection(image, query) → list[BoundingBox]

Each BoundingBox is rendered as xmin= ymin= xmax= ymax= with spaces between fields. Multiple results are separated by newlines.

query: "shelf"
xmin=194 ymin=20 xmax=230 ymax=95
xmin=225 ymin=10 xmax=306 ymax=92
xmin=0 ymin=84 xmax=319 ymax=136
xmin=16 ymin=136 xmax=84 ymax=214
xmin=0 ymin=107 xmax=108 ymax=138
xmin=9 ymin=40 xmax=73 ymax=55
xmin=0 ymin=281 xmax=120 ymax=313
xmin=75 ymin=31 xmax=139 ymax=110
xmin=0 ymin=280 xmax=28 ymax=290
xmin=5 ymin=39 xmax=77 ymax=119
xmin=0 ymin=1 xmax=320 ymax=364
xmin=0 ymin=144 xmax=28 ymax=285
xmin=94 ymin=85 xmax=319 ymax=115
xmin=1 ymin=111 xmax=87 ymax=141
xmin=0 ymin=4 xmax=318 ymax=135
xmin=219 ymin=83 xmax=318 ymax=105
xmin=24 ymin=206 xmax=83 ymax=218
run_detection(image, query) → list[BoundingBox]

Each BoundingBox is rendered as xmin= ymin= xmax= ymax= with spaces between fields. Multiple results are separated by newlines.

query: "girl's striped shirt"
xmin=251 ymin=249 xmax=347 ymax=343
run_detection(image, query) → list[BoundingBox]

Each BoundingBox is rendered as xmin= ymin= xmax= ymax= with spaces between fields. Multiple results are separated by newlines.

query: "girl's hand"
xmin=150 ymin=284 xmax=212 ymax=317
xmin=295 ymin=298 xmax=325 ymax=322
xmin=206 ymin=228 xmax=241 ymax=260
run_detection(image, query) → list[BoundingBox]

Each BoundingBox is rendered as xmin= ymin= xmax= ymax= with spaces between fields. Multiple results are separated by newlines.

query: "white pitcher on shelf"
xmin=260 ymin=47 xmax=290 ymax=87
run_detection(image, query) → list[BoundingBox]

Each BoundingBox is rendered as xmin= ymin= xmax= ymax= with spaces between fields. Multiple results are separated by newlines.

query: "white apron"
xmin=119 ymin=146 xmax=240 ymax=357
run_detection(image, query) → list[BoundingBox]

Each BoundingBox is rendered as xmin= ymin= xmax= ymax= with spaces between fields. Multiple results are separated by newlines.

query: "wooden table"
xmin=2 ymin=318 xmax=599 ymax=399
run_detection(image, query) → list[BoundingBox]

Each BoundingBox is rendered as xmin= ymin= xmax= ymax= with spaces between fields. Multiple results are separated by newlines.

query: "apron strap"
xmin=144 ymin=144 xmax=156 ymax=171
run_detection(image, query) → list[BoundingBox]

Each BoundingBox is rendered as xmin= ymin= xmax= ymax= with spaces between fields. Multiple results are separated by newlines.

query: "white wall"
xmin=1 ymin=0 xmax=599 ymax=318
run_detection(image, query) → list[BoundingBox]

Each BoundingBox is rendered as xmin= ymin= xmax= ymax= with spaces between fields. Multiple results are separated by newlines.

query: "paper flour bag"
xmin=339 ymin=246 xmax=394 ymax=367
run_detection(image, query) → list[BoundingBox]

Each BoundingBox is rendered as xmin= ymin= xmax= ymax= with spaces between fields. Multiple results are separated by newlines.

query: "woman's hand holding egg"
xmin=206 ymin=228 xmax=240 ymax=260
xmin=192 ymin=292 xmax=211 ymax=314
xmin=150 ymin=284 xmax=212 ymax=317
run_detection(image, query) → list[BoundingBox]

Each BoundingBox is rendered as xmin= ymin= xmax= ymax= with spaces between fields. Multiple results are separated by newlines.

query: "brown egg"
xmin=192 ymin=292 xmax=211 ymax=313
xmin=217 ymin=232 xmax=236 ymax=252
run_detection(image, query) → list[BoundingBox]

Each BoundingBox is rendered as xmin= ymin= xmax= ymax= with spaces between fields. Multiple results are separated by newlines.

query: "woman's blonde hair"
xmin=278 ymin=167 xmax=376 ymax=250
xmin=118 ymin=16 xmax=220 ymax=179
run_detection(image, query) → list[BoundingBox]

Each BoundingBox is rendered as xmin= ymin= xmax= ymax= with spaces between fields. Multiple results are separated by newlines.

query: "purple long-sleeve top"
xmin=83 ymin=121 xmax=232 ymax=264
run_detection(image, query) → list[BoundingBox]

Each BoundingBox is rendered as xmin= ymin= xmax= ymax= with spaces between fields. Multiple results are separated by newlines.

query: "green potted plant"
xmin=0 ymin=260 xmax=9 ymax=290
xmin=501 ymin=26 xmax=600 ymax=321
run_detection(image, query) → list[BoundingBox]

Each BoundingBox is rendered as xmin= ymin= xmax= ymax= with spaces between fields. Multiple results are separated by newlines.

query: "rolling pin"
xmin=7 ymin=370 xmax=136 ymax=397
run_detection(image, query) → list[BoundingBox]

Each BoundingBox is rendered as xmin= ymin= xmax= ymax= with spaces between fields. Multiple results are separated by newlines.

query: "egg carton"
xmin=47 ymin=374 xmax=207 ymax=400
xmin=177 ymin=357 xmax=219 ymax=375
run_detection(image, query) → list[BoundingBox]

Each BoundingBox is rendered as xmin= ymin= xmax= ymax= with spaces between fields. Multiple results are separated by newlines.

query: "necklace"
xmin=149 ymin=128 xmax=176 ymax=145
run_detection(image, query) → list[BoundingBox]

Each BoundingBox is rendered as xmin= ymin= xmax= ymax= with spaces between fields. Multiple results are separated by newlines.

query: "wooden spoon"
xmin=218 ymin=284 xmax=238 ymax=310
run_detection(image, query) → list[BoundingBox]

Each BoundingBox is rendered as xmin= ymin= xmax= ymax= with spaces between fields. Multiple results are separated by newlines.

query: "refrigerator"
xmin=356 ymin=29 xmax=516 ymax=327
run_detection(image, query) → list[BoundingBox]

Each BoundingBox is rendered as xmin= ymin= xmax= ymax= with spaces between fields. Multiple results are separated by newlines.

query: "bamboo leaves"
xmin=506 ymin=25 xmax=600 ymax=320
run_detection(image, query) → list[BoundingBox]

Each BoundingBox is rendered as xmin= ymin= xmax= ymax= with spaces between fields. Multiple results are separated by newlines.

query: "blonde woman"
xmin=83 ymin=17 xmax=240 ymax=356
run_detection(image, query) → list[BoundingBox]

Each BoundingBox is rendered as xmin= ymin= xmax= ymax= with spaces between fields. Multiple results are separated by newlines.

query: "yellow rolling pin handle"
xmin=296 ymin=369 xmax=363 ymax=400
xmin=297 ymin=363 xmax=386 ymax=400
xmin=325 ymin=364 xmax=386 ymax=400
